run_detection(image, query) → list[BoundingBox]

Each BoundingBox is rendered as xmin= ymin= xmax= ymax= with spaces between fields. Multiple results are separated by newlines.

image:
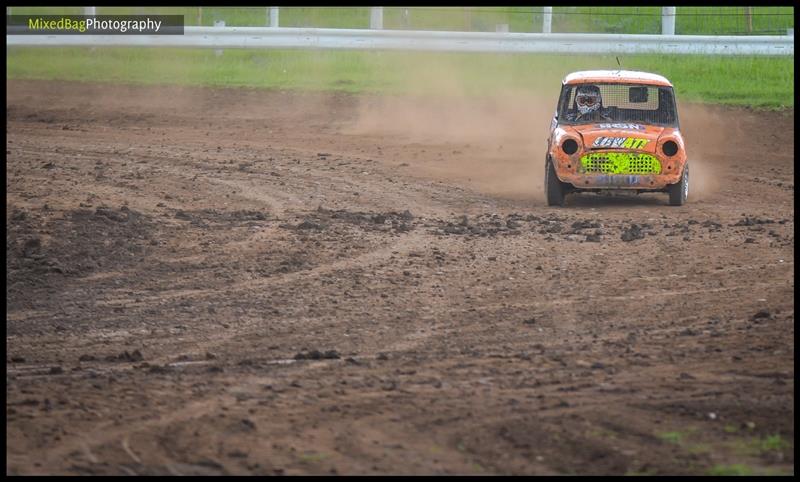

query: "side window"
xmin=557 ymin=86 xmax=574 ymax=118
xmin=554 ymin=88 xmax=564 ymax=120
xmin=658 ymin=88 xmax=677 ymax=126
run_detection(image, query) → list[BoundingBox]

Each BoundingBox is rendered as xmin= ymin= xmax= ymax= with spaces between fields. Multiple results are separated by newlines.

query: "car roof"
xmin=562 ymin=70 xmax=673 ymax=87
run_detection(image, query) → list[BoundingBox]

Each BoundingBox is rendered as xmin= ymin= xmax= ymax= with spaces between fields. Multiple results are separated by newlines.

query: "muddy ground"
xmin=6 ymin=79 xmax=794 ymax=475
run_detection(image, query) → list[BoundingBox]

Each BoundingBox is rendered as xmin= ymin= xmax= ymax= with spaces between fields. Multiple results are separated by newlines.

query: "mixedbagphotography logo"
xmin=7 ymin=15 xmax=184 ymax=35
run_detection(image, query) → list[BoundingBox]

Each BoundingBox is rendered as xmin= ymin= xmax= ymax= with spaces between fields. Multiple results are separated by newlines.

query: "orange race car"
xmin=544 ymin=70 xmax=689 ymax=206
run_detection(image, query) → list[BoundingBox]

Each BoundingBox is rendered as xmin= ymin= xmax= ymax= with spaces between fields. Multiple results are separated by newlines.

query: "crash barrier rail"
xmin=7 ymin=26 xmax=794 ymax=56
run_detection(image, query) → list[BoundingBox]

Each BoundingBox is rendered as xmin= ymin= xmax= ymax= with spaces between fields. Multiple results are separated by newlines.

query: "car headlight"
xmin=562 ymin=138 xmax=579 ymax=155
xmin=662 ymin=140 xmax=679 ymax=157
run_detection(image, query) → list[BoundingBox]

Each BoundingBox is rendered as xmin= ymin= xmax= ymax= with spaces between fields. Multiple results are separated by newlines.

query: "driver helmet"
xmin=575 ymin=85 xmax=602 ymax=115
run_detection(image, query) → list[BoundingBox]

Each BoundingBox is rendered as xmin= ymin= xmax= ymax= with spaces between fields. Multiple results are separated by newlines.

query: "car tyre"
xmin=668 ymin=163 xmax=689 ymax=206
xmin=545 ymin=158 xmax=567 ymax=207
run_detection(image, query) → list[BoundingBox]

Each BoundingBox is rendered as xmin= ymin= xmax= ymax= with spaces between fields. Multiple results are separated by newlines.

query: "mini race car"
xmin=545 ymin=70 xmax=688 ymax=206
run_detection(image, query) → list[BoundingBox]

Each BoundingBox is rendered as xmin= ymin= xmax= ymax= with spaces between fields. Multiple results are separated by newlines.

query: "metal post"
xmin=370 ymin=7 xmax=383 ymax=30
xmin=542 ymin=7 xmax=552 ymax=34
xmin=214 ymin=20 xmax=224 ymax=56
xmin=85 ymin=7 xmax=97 ymax=51
xmin=662 ymin=6 xmax=676 ymax=35
xmin=269 ymin=7 xmax=279 ymax=27
xmin=745 ymin=7 xmax=753 ymax=33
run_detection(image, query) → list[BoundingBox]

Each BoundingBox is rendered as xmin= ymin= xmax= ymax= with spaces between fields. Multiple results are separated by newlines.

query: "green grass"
xmin=297 ymin=451 xmax=328 ymax=464
xmin=652 ymin=428 xmax=793 ymax=476
xmin=707 ymin=464 xmax=755 ymax=476
xmin=624 ymin=467 xmax=660 ymax=476
xmin=6 ymin=47 xmax=793 ymax=109
xmin=7 ymin=6 xmax=793 ymax=34
xmin=658 ymin=431 xmax=685 ymax=444
xmin=724 ymin=424 xmax=740 ymax=433
xmin=731 ymin=433 xmax=793 ymax=456
xmin=708 ymin=464 xmax=794 ymax=476
xmin=758 ymin=434 xmax=790 ymax=453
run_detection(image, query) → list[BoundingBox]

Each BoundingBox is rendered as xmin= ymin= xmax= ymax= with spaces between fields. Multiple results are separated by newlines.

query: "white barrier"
xmin=6 ymin=26 xmax=794 ymax=56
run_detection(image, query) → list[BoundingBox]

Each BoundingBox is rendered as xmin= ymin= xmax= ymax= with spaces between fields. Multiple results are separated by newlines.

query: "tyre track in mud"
xmin=6 ymin=80 xmax=794 ymax=476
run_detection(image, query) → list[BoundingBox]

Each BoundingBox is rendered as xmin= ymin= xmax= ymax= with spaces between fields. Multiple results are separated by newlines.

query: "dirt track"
xmin=6 ymin=79 xmax=794 ymax=475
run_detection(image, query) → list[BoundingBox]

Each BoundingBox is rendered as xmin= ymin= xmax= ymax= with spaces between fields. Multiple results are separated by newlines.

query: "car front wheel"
xmin=545 ymin=158 xmax=567 ymax=207
xmin=668 ymin=163 xmax=689 ymax=206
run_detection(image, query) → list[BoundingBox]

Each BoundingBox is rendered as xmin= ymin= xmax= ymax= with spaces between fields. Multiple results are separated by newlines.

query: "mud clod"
xmin=294 ymin=350 xmax=341 ymax=360
xmin=105 ymin=350 xmax=144 ymax=363
xmin=751 ymin=309 xmax=773 ymax=321
xmin=621 ymin=224 xmax=645 ymax=242
xmin=733 ymin=216 xmax=775 ymax=227
xmin=571 ymin=220 xmax=601 ymax=230
xmin=22 ymin=238 xmax=42 ymax=258
xmin=147 ymin=365 xmax=173 ymax=374
xmin=296 ymin=220 xmax=326 ymax=230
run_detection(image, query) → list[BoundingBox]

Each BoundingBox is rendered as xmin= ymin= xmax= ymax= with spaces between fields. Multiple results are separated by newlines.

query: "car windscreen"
xmin=557 ymin=83 xmax=678 ymax=127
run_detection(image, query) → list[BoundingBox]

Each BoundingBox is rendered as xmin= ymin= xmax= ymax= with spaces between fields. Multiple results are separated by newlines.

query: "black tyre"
xmin=668 ymin=163 xmax=689 ymax=206
xmin=545 ymin=158 xmax=567 ymax=207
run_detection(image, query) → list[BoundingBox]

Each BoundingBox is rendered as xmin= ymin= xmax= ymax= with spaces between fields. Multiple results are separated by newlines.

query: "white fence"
xmin=7 ymin=26 xmax=794 ymax=56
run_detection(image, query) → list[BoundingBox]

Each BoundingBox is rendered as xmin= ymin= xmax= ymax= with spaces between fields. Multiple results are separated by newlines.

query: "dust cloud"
xmin=678 ymin=103 xmax=742 ymax=201
xmin=344 ymin=56 xmax=558 ymax=201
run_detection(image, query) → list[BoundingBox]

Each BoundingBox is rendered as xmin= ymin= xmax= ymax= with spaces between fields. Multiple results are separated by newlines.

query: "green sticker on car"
xmin=580 ymin=152 xmax=662 ymax=174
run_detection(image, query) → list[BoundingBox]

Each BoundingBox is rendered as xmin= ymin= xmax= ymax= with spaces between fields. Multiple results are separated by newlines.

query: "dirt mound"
xmin=7 ymin=206 xmax=154 ymax=310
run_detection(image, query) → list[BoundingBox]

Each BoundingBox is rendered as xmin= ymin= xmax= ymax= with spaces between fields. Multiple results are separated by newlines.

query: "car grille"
xmin=580 ymin=152 xmax=662 ymax=175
